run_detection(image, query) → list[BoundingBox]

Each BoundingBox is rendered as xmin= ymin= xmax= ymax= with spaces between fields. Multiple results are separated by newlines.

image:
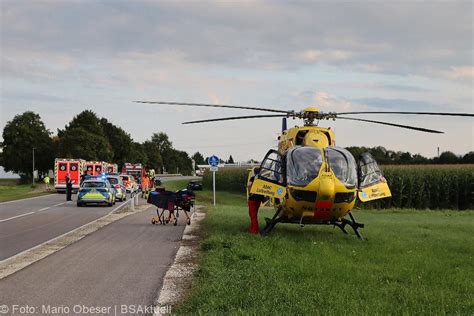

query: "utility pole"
xmin=32 ymin=147 xmax=35 ymax=186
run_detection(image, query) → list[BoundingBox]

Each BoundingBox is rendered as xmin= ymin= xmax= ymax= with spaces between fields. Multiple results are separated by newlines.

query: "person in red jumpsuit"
xmin=247 ymin=167 xmax=265 ymax=235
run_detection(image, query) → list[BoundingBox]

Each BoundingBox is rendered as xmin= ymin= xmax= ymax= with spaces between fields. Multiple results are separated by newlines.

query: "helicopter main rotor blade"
xmin=182 ymin=114 xmax=288 ymax=125
xmin=336 ymin=111 xmax=474 ymax=117
xmin=133 ymin=101 xmax=290 ymax=114
xmin=337 ymin=117 xmax=444 ymax=134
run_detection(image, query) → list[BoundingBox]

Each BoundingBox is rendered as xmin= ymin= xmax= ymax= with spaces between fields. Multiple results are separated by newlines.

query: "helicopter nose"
xmin=318 ymin=175 xmax=335 ymax=201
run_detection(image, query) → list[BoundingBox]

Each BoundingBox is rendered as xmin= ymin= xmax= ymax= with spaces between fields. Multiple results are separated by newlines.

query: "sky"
xmin=1 ymin=0 xmax=473 ymax=162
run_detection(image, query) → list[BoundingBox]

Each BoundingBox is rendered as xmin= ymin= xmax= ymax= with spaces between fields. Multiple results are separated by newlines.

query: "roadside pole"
xmin=212 ymin=169 xmax=216 ymax=206
xmin=208 ymin=155 xmax=219 ymax=207
xmin=32 ymin=148 xmax=35 ymax=186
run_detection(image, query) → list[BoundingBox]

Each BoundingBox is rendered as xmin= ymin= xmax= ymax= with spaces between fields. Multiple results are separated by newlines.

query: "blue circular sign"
xmin=208 ymin=155 xmax=219 ymax=167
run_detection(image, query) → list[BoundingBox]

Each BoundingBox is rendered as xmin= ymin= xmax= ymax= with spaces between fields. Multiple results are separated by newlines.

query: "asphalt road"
xmin=0 ymin=194 xmax=118 ymax=261
xmin=0 ymin=208 xmax=187 ymax=314
xmin=0 ymin=176 xmax=199 ymax=261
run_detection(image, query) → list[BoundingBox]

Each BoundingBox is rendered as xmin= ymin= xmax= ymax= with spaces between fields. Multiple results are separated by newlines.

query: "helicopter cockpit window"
xmin=325 ymin=147 xmax=358 ymax=189
xmin=286 ymin=147 xmax=323 ymax=186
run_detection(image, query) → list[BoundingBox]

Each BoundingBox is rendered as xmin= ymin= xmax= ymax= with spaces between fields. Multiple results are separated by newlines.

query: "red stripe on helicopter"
xmin=313 ymin=200 xmax=333 ymax=219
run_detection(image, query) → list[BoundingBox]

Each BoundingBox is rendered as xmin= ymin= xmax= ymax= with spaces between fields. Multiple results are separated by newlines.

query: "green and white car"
xmin=77 ymin=179 xmax=115 ymax=207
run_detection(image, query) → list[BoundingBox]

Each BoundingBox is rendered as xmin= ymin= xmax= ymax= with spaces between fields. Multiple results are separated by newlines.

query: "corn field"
xmin=203 ymin=165 xmax=474 ymax=210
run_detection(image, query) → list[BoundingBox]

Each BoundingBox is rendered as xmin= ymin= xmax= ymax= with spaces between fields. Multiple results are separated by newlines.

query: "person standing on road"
xmin=43 ymin=175 xmax=51 ymax=192
xmin=141 ymin=174 xmax=150 ymax=198
xmin=66 ymin=173 xmax=73 ymax=201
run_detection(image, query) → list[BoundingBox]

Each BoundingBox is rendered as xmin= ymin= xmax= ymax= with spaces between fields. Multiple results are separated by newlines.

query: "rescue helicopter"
xmin=134 ymin=100 xmax=473 ymax=238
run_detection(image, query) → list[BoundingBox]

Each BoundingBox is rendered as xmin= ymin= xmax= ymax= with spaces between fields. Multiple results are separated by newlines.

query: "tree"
xmin=129 ymin=142 xmax=148 ymax=166
xmin=228 ymin=155 xmax=235 ymax=164
xmin=191 ymin=152 xmax=206 ymax=167
xmin=149 ymin=132 xmax=174 ymax=173
xmin=142 ymin=140 xmax=163 ymax=171
xmin=437 ymin=151 xmax=460 ymax=164
xmin=57 ymin=110 xmax=112 ymax=161
xmin=99 ymin=118 xmax=134 ymax=166
xmin=462 ymin=152 xmax=474 ymax=164
xmin=2 ymin=111 xmax=53 ymax=179
xmin=175 ymin=150 xmax=193 ymax=175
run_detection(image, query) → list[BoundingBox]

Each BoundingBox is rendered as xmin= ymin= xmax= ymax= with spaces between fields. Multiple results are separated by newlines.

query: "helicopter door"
xmin=249 ymin=150 xmax=286 ymax=199
xmin=357 ymin=153 xmax=392 ymax=202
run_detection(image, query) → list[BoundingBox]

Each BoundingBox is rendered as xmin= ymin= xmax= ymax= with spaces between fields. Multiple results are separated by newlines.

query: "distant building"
xmin=196 ymin=162 xmax=260 ymax=175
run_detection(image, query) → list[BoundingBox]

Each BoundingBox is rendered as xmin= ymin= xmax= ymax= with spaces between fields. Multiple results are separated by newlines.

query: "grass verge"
xmin=0 ymin=179 xmax=52 ymax=203
xmin=168 ymin=181 xmax=473 ymax=315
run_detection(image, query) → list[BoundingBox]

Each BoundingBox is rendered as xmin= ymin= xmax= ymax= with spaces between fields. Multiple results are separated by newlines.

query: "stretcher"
xmin=147 ymin=188 xmax=195 ymax=226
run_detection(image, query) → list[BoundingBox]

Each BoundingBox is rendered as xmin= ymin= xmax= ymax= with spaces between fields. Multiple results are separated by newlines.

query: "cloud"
xmin=444 ymin=66 xmax=474 ymax=80
xmin=296 ymin=50 xmax=352 ymax=63
xmin=351 ymin=97 xmax=449 ymax=112
xmin=1 ymin=1 xmax=472 ymax=79
xmin=1 ymin=1 xmax=472 ymax=158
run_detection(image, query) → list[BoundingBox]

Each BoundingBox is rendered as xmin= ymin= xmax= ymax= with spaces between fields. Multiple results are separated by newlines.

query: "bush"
xmin=203 ymin=165 xmax=474 ymax=210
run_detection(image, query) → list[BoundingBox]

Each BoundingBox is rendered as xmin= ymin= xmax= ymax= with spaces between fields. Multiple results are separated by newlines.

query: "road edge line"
xmin=153 ymin=206 xmax=206 ymax=314
xmin=0 ymin=200 xmax=150 ymax=280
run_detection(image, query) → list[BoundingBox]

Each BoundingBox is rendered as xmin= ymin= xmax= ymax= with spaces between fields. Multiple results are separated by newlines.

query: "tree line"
xmin=0 ymin=110 xmax=194 ymax=179
xmin=345 ymin=146 xmax=474 ymax=165
xmin=1 ymin=111 xmax=472 ymax=180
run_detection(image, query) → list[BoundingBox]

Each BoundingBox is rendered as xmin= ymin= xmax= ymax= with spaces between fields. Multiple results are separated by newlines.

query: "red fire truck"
xmin=54 ymin=158 xmax=85 ymax=192
xmin=121 ymin=163 xmax=146 ymax=180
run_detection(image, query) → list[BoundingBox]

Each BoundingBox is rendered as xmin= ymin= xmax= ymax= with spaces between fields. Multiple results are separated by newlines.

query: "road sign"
xmin=208 ymin=155 xmax=219 ymax=167
xmin=208 ymin=155 xmax=219 ymax=206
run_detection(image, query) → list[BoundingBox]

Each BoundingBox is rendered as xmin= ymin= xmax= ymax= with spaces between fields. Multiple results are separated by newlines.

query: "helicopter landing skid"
xmin=260 ymin=208 xmax=283 ymax=236
xmin=333 ymin=212 xmax=364 ymax=240
xmin=261 ymin=209 xmax=365 ymax=239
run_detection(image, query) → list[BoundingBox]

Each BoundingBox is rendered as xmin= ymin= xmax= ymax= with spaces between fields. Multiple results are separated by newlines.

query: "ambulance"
xmin=84 ymin=161 xmax=107 ymax=176
xmin=106 ymin=163 xmax=118 ymax=174
xmin=54 ymin=158 xmax=86 ymax=192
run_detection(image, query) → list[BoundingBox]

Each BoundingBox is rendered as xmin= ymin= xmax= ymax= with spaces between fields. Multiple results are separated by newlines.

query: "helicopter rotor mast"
xmin=133 ymin=100 xmax=474 ymax=134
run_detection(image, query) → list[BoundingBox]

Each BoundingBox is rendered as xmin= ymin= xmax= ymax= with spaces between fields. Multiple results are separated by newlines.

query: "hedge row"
xmin=203 ymin=165 xmax=474 ymax=210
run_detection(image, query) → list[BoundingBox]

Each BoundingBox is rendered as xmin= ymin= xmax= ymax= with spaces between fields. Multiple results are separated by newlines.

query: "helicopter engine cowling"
xmin=303 ymin=131 xmax=330 ymax=148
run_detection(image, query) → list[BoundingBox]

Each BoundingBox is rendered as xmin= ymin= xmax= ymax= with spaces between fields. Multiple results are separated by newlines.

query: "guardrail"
xmin=113 ymin=192 xmax=141 ymax=213
xmin=155 ymin=174 xmax=182 ymax=177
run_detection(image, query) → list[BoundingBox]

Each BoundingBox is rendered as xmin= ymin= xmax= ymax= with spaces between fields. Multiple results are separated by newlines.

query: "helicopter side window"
xmin=358 ymin=153 xmax=384 ymax=188
xmin=286 ymin=147 xmax=323 ymax=186
xmin=259 ymin=151 xmax=283 ymax=184
xmin=325 ymin=147 xmax=358 ymax=189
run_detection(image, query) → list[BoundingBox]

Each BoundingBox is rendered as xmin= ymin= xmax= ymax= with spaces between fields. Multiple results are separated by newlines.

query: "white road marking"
xmin=0 ymin=212 xmax=36 ymax=223
xmin=1 ymin=201 xmax=72 ymax=222
xmin=0 ymin=201 xmax=133 ymax=267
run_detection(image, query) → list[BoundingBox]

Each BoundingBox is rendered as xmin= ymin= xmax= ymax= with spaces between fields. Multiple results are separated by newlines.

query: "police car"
xmin=77 ymin=179 xmax=116 ymax=207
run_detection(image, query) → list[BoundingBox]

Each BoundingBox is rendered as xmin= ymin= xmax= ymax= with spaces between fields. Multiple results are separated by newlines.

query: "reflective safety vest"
xmin=141 ymin=176 xmax=150 ymax=190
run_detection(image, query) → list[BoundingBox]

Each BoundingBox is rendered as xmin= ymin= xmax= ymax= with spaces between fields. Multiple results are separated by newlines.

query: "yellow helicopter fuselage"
xmin=250 ymin=123 xmax=389 ymax=224
xmin=281 ymin=125 xmax=355 ymax=222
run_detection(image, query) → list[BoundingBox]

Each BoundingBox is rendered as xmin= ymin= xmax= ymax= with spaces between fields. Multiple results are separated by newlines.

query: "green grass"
xmin=0 ymin=179 xmax=51 ymax=202
xmin=168 ymin=181 xmax=474 ymax=315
